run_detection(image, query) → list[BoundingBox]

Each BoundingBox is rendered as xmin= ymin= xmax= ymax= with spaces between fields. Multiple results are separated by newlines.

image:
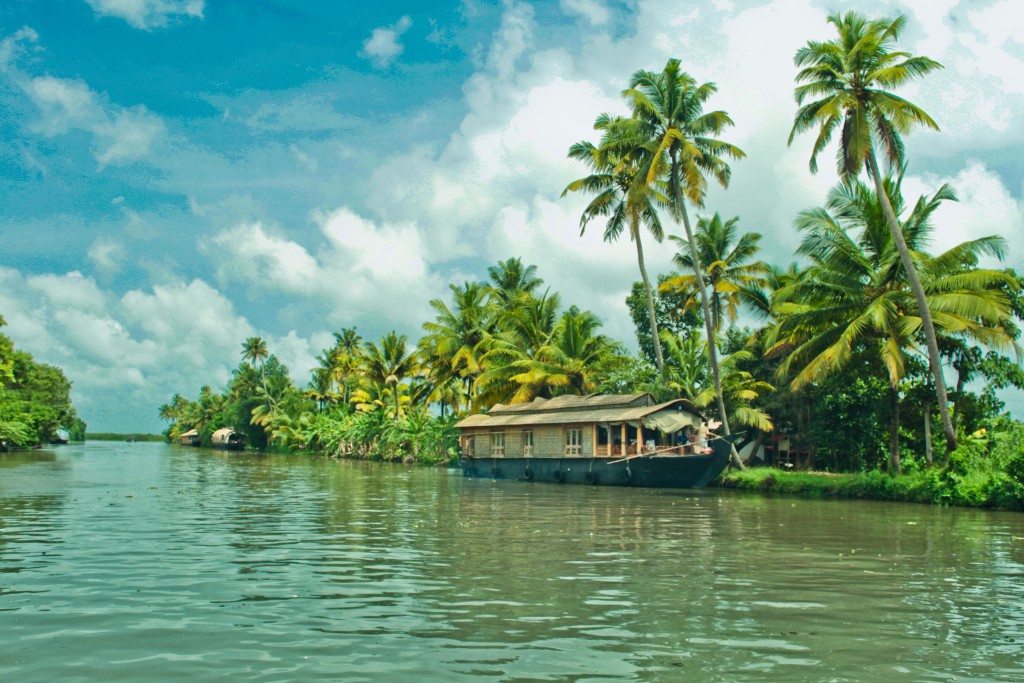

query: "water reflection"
xmin=0 ymin=442 xmax=1021 ymax=682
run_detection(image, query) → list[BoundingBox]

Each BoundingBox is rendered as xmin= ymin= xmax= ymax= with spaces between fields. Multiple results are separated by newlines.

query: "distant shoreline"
xmin=85 ymin=433 xmax=165 ymax=442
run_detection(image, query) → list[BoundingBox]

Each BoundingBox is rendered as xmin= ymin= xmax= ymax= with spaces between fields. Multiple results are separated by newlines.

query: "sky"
xmin=2 ymin=0 xmax=1023 ymax=433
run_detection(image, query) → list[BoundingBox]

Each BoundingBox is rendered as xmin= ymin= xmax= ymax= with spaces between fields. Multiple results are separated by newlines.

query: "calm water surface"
xmin=2 ymin=442 xmax=1023 ymax=682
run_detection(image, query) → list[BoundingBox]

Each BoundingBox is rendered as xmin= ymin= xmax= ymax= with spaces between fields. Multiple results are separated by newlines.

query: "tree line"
xmin=160 ymin=12 xmax=1024 ymax=490
xmin=0 ymin=315 xmax=86 ymax=448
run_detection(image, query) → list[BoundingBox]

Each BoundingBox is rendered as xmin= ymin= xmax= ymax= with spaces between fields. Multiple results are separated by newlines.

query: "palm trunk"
xmin=633 ymin=225 xmax=664 ymax=372
xmin=679 ymin=203 xmax=745 ymax=470
xmin=867 ymin=151 xmax=956 ymax=454
xmin=952 ymin=370 xmax=965 ymax=432
xmin=923 ymin=401 xmax=934 ymax=468
xmin=889 ymin=384 xmax=901 ymax=475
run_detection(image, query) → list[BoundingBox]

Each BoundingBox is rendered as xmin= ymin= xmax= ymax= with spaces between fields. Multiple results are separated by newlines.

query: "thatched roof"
xmin=456 ymin=394 xmax=701 ymax=431
xmin=180 ymin=429 xmax=199 ymax=438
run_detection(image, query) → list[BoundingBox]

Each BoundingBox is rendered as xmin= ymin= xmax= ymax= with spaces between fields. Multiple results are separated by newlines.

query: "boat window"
xmin=491 ymin=432 xmax=505 ymax=456
xmin=523 ymin=430 xmax=533 ymax=457
xmin=565 ymin=428 xmax=583 ymax=456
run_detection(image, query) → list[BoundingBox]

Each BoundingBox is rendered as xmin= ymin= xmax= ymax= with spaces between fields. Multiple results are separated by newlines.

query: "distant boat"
xmin=178 ymin=429 xmax=201 ymax=447
xmin=211 ymin=428 xmax=245 ymax=451
xmin=51 ymin=429 xmax=71 ymax=445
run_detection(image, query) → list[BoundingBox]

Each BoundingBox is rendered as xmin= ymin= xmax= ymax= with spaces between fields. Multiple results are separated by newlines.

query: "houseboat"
xmin=178 ymin=429 xmax=201 ymax=447
xmin=211 ymin=428 xmax=245 ymax=451
xmin=455 ymin=393 xmax=731 ymax=488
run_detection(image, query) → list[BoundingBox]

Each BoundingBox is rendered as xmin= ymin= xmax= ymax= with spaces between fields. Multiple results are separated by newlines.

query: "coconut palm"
xmin=502 ymin=308 xmax=624 ymax=401
xmin=362 ymin=331 xmax=420 ymax=418
xmin=420 ymin=282 xmax=494 ymax=410
xmin=564 ymin=113 xmax=668 ymax=372
xmin=487 ymin=257 xmax=543 ymax=306
xmin=788 ymin=11 xmax=958 ymax=450
xmin=621 ymin=58 xmax=746 ymax=468
xmin=767 ymin=177 xmax=1015 ymax=471
xmin=662 ymin=213 xmax=766 ymax=331
xmin=241 ymin=337 xmax=268 ymax=369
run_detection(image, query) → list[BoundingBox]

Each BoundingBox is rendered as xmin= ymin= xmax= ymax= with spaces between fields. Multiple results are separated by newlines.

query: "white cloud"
xmin=208 ymin=211 xmax=440 ymax=331
xmin=560 ymin=0 xmax=611 ymax=26
xmin=85 ymin=0 xmax=205 ymax=30
xmin=23 ymin=75 xmax=165 ymax=166
xmin=362 ymin=16 xmax=412 ymax=68
xmin=902 ymin=161 xmax=1024 ymax=268
xmin=0 ymin=26 xmax=38 ymax=72
xmin=87 ymin=237 xmax=127 ymax=276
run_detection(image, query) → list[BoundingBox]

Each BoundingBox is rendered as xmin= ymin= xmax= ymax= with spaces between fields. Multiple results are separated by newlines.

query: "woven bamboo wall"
xmin=461 ymin=426 xmax=593 ymax=458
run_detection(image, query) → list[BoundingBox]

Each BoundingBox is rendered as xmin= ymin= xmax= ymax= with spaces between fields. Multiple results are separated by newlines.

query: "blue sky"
xmin=2 ymin=0 xmax=1023 ymax=432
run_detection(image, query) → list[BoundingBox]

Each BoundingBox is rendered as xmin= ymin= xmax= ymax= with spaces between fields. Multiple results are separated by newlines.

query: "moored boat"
xmin=455 ymin=393 xmax=730 ymax=488
xmin=211 ymin=428 xmax=245 ymax=450
xmin=178 ymin=429 xmax=201 ymax=447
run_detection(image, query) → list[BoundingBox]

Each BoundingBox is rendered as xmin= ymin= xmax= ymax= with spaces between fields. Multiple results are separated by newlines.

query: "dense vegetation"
xmin=160 ymin=12 xmax=1024 ymax=507
xmin=0 ymin=315 xmax=86 ymax=448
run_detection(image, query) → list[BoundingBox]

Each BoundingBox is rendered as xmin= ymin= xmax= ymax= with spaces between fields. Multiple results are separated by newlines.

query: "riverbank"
xmin=719 ymin=465 xmax=1023 ymax=510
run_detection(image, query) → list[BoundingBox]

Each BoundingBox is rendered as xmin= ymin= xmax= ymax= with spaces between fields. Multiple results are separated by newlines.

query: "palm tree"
xmin=622 ymin=58 xmax=746 ymax=468
xmin=564 ymin=113 xmax=668 ymax=371
xmin=487 ymin=257 xmax=543 ymax=305
xmin=362 ymin=331 xmax=420 ymax=418
xmin=662 ymin=213 xmax=766 ymax=331
xmin=502 ymin=308 xmax=624 ymax=401
xmin=241 ymin=337 xmax=269 ymax=369
xmin=788 ymin=11 xmax=958 ymax=451
xmin=767 ymin=178 xmax=1015 ymax=471
xmin=420 ymin=282 xmax=494 ymax=410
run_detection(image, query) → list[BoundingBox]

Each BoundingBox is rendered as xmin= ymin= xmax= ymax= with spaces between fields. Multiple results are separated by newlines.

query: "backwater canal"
xmin=2 ymin=442 xmax=1023 ymax=682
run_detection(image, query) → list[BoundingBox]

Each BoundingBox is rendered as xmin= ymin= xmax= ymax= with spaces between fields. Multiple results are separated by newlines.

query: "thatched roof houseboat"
xmin=178 ymin=429 xmax=201 ymax=447
xmin=455 ymin=393 xmax=729 ymax=488
xmin=211 ymin=428 xmax=244 ymax=451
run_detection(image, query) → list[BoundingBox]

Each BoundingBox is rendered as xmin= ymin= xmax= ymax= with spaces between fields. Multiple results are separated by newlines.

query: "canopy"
xmin=643 ymin=408 xmax=701 ymax=434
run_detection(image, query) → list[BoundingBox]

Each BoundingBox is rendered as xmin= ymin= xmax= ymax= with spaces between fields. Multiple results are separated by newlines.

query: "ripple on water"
xmin=2 ymin=443 xmax=1024 ymax=682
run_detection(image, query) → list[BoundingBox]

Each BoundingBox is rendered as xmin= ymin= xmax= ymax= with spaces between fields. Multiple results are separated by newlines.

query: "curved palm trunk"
xmin=679 ymin=203 xmax=745 ymax=470
xmin=867 ymin=151 xmax=957 ymax=454
xmin=633 ymin=226 xmax=664 ymax=372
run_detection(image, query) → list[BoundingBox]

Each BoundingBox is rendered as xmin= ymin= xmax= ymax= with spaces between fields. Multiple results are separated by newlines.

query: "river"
xmin=1 ymin=442 xmax=1023 ymax=681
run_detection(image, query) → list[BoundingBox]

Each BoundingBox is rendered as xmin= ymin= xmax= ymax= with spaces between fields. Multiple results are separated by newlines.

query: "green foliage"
xmin=86 ymin=433 xmax=164 ymax=442
xmin=723 ymin=418 xmax=1024 ymax=509
xmin=0 ymin=327 xmax=82 ymax=448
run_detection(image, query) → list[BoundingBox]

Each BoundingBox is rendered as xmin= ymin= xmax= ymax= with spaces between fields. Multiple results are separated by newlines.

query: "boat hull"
xmin=460 ymin=437 xmax=731 ymax=489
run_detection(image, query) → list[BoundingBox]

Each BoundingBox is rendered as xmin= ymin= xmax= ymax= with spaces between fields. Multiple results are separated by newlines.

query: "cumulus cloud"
xmin=207 ymin=209 xmax=440 ymax=331
xmin=23 ymin=75 xmax=165 ymax=166
xmin=362 ymin=15 xmax=412 ymax=68
xmin=0 ymin=268 xmax=316 ymax=431
xmin=85 ymin=0 xmax=205 ymax=30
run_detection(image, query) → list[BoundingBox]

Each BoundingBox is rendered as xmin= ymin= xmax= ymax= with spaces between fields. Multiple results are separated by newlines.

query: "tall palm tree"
xmin=564 ymin=113 xmax=668 ymax=371
xmin=662 ymin=213 xmax=766 ymax=331
xmin=622 ymin=58 xmax=746 ymax=468
xmin=788 ymin=11 xmax=957 ymax=451
xmin=767 ymin=178 xmax=1015 ymax=471
xmin=241 ymin=337 xmax=269 ymax=369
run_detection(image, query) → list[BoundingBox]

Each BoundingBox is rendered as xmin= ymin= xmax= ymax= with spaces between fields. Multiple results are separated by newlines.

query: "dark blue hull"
xmin=460 ymin=438 xmax=730 ymax=489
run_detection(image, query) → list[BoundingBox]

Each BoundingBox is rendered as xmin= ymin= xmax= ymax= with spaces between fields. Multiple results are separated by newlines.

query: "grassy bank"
xmin=86 ymin=433 xmax=165 ymax=442
xmin=720 ymin=465 xmax=1023 ymax=510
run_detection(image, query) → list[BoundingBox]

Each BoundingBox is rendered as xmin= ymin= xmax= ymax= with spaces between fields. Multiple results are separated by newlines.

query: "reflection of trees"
xmin=0 ymin=451 xmax=69 ymax=582
xmin=162 ymin=448 xmax=1024 ymax=680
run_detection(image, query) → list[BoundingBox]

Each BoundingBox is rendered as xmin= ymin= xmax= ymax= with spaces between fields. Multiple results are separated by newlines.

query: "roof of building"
xmin=456 ymin=393 xmax=701 ymax=430
xmin=179 ymin=429 xmax=199 ymax=438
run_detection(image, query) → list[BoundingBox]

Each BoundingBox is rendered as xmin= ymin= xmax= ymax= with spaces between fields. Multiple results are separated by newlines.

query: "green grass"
xmin=719 ymin=466 xmax=1021 ymax=509
xmin=86 ymin=433 xmax=165 ymax=442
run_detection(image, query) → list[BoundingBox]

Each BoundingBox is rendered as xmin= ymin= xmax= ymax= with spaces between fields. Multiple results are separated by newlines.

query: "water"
xmin=2 ymin=443 xmax=1023 ymax=682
